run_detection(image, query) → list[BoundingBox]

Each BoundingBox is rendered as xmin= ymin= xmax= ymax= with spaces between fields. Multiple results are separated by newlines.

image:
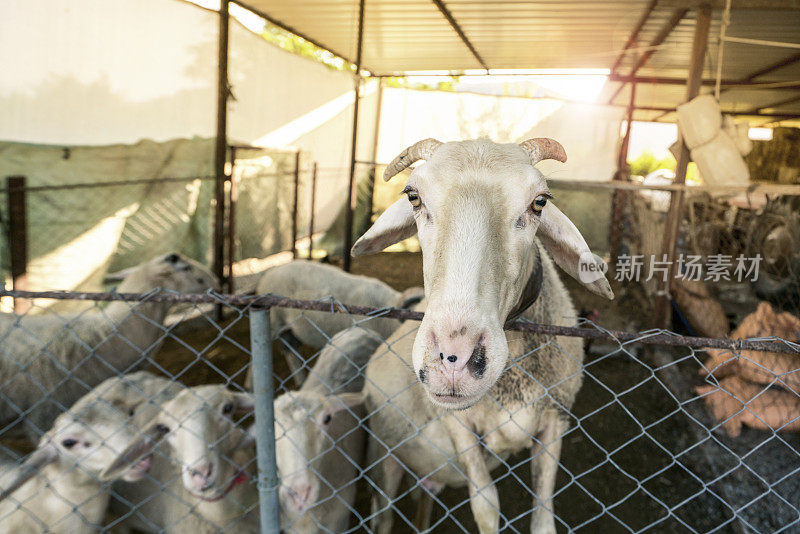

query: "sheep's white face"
xmin=353 ymin=139 xmax=613 ymax=410
xmin=153 ymin=386 xmax=254 ymax=501
xmin=274 ymin=392 xmax=362 ymax=520
xmin=44 ymin=399 xmax=155 ymax=482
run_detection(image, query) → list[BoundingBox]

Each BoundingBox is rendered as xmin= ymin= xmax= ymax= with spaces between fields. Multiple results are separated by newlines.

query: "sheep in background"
xmin=108 ymin=384 xmax=258 ymax=533
xmin=300 ymin=327 xmax=383 ymax=394
xmin=0 ymin=371 xmax=176 ymax=533
xmin=274 ymin=327 xmax=379 ymax=533
xmin=249 ymin=260 xmax=423 ymax=386
xmin=0 ymin=253 xmax=218 ymax=440
xmin=351 ymin=138 xmax=613 ymax=533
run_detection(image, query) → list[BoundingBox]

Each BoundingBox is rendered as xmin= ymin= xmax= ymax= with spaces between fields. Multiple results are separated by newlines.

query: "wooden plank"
xmin=652 ymin=3 xmax=713 ymax=328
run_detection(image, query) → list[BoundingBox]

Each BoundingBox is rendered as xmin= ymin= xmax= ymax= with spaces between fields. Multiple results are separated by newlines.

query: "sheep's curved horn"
xmin=383 ymin=138 xmax=443 ymax=181
xmin=519 ymin=138 xmax=567 ymax=165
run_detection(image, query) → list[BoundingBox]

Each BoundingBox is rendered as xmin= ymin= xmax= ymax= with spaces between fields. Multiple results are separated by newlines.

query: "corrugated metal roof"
xmin=239 ymin=0 xmax=800 ymax=123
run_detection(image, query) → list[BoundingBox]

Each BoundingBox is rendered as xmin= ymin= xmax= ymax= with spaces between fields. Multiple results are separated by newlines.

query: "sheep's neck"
xmin=40 ymin=464 xmax=110 ymax=526
xmin=104 ymin=300 xmax=170 ymax=326
xmin=105 ymin=271 xmax=173 ymax=341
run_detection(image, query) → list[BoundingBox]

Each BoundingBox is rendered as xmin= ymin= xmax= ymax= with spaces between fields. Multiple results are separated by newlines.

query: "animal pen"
xmin=1 ymin=0 xmax=800 ymax=533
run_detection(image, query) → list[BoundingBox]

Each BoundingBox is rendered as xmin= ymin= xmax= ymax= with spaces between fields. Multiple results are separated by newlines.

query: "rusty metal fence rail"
xmin=0 ymin=287 xmax=799 ymax=532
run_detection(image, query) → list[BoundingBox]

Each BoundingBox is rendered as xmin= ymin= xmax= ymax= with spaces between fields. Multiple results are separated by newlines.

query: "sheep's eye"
xmin=222 ymin=403 xmax=234 ymax=415
xmin=403 ymin=188 xmax=422 ymax=208
xmin=61 ymin=438 xmax=78 ymax=449
xmin=322 ymin=414 xmax=332 ymax=425
xmin=155 ymin=423 xmax=170 ymax=434
xmin=531 ymin=194 xmax=549 ymax=214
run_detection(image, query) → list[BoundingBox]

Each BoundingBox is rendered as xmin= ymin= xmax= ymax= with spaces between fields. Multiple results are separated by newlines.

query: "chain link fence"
xmin=1 ymin=277 xmax=799 ymax=533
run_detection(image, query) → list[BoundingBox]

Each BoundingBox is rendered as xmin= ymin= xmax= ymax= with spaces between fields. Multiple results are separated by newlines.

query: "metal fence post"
xmin=249 ymin=307 xmax=280 ymax=533
xmin=308 ymin=162 xmax=317 ymax=259
xmin=227 ymin=146 xmax=238 ymax=293
xmin=6 ymin=176 xmax=29 ymax=314
xmin=291 ymin=151 xmax=301 ymax=259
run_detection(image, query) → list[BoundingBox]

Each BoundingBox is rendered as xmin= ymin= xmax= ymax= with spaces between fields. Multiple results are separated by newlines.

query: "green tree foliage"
xmin=628 ymin=150 xmax=676 ymax=177
xmin=261 ymin=24 xmax=353 ymax=72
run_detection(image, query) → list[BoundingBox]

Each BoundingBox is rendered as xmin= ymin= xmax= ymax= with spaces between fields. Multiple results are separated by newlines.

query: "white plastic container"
xmin=677 ymin=94 xmax=722 ymax=149
xmin=691 ymin=131 xmax=750 ymax=187
xmin=722 ymin=115 xmax=753 ymax=156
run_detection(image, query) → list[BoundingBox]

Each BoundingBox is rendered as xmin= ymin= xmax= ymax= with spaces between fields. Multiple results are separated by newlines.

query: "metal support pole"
xmin=308 ymin=162 xmax=318 ymax=259
xmin=291 ymin=150 xmax=301 ymax=259
xmin=365 ymin=78 xmax=384 ymax=224
xmin=249 ymin=308 xmax=280 ymax=534
xmin=213 ymin=0 xmax=230 ymax=304
xmin=227 ymin=146 xmax=238 ymax=293
xmin=653 ymin=4 xmax=713 ymax=328
xmin=6 ymin=176 xmax=29 ymax=314
xmin=342 ymin=0 xmax=366 ymax=272
xmin=608 ymin=83 xmax=636 ymax=266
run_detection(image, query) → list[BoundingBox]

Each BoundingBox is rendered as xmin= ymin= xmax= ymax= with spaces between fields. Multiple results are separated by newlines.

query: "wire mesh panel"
xmin=0 ymin=285 xmax=799 ymax=533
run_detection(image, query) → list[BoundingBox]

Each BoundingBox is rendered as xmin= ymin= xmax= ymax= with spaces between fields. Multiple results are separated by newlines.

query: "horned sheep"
xmin=352 ymin=138 xmax=614 ymax=533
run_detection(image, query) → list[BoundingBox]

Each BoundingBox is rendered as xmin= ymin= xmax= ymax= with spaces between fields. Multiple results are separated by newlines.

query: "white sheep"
xmin=351 ymin=138 xmax=614 ymax=533
xmin=0 ymin=371 xmax=176 ymax=533
xmin=274 ymin=327 xmax=379 ymax=533
xmin=0 ymin=253 xmax=218 ymax=440
xmin=251 ymin=260 xmax=423 ymax=385
xmin=107 ymin=384 xmax=259 ymax=533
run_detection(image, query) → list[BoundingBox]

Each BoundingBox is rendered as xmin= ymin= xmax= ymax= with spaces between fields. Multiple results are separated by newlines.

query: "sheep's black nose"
xmin=446 ymin=355 xmax=458 ymax=363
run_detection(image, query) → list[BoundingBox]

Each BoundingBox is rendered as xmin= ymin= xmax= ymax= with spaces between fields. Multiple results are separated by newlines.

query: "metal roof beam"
xmin=608 ymin=73 xmax=800 ymax=88
xmin=660 ymin=0 xmax=800 ymax=9
xmin=748 ymin=93 xmax=800 ymax=113
xmin=610 ymin=0 xmax=659 ymax=75
xmin=430 ymin=0 xmax=489 ymax=71
xmin=607 ymin=7 xmax=689 ymax=104
xmin=635 ymin=104 xmax=800 ymax=119
xmin=739 ymin=52 xmax=800 ymax=82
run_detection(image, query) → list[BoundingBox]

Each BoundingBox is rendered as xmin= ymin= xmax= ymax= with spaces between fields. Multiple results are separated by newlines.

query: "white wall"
xmin=0 ymin=0 xmax=379 ymax=232
xmin=376 ymin=88 xmax=623 ymax=182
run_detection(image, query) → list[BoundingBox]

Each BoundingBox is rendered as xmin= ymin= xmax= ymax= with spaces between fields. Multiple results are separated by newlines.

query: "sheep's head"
xmin=273 ymin=392 xmax=363 ymax=518
xmin=108 ymin=252 xmax=219 ymax=294
xmin=41 ymin=404 xmax=155 ymax=483
xmin=0 ymin=382 xmax=163 ymax=502
xmin=353 ymin=138 xmax=613 ymax=409
xmin=123 ymin=385 xmax=255 ymax=501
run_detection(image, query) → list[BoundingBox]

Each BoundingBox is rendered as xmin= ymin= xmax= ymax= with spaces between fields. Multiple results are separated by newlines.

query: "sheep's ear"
xmin=322 ymin=392 xmax=363 ymax=418
xmin=352 ymin=199 xmax=416 ymax=256
xmin=397 ymin=287 xmax=425 ymax=309
xmin=0 ymin=445 xmax=58 ymax=501
xmin=536 ymin=201 xmax=614 ymax=300
xmin=99 ymin=427 xmax=162 ymax=482
xmin=104 ymin=266 xmax=137 ymax=282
